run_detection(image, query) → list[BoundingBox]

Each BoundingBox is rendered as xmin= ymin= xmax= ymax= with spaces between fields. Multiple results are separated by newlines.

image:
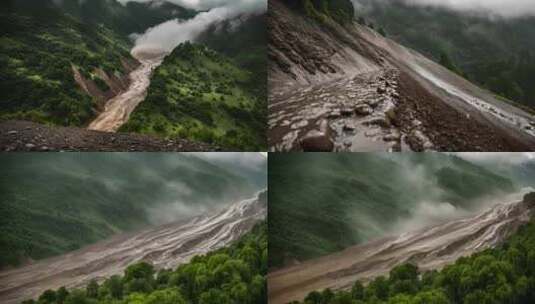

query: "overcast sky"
xmin=395 ymin=0 xmax=535 ymax=18
xmin=454 ymin=152 xmax=535 ymax=165
xmin=129 ymin=0 xmax=265 ymax=53
xmin=119 ymin=0 xmax=266 ymax=11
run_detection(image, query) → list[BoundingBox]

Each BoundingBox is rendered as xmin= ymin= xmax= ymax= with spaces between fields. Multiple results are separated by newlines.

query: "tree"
xmin=378 ymin=28 xmax=386 ymax=37
xmin=38 ymin=289 xmax=56 ymax=303
xmin=145 ymin=288 xmax=186 ymax=304
xmin=57 ymin=286 xmax=69 ymax=304
xmin=351 ymin=281 xmax=365 ymax=300
xmin=86 ymin=279 xmax=99 ymax=298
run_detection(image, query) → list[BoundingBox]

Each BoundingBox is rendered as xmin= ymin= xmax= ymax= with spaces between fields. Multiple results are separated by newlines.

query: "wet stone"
xmin=355 ymin=105 xmax=373 ymax=116
xmin=301 ymin=130 xmax=334 ymax=152
xmin=341 ymin=108 xmax=354 ymax=116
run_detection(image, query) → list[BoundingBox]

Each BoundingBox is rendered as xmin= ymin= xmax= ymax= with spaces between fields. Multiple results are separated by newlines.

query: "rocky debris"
xmin=523 ymin=192 xmax=535 ymax=209
xmin=0 ymin=120 xmax=219 ymax=152
xmin=406 ymin=130 xmax=434 ymax=151
xmin=300 ymin=130 xmax=334 ymax=152
xmin=355 ymin=105 xmax=373 ymax=116
xmin=363 ymin=116 xmax=391 ymax=128
xmin=300 ymin=119 xmax=334 ymax=152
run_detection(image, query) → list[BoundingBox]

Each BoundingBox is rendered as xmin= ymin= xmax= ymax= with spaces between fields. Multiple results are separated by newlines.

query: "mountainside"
xmin=0 ymin=153 xmax=266 ymax=269
xmin=53 ymin=0 xmax=196 ymax=35
xmin=353 ymin=0 xmax=535 ymax=110
xmin=121 ymin=40 xmax=267 ymax=150
xmin=0 ymin=0 xmax=139 ymax=126
xmin=269 ymin=193 xmax=535 ymax=304
xmin=268 ymin=0 xmax=535 ymax=152
xmin=268 ymin=153 xmax=520 ymax=269
xmin=0 ymin=192 xmax=267 ymax=304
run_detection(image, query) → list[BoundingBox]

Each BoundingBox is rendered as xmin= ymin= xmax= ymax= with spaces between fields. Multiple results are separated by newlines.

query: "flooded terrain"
xmin=0 ymin=194 xmax=266 ymax=304
xmin=88 ymin=47 xmax=166 ymax=132
xmin=268 ymin=191 xmax=535 ymax=304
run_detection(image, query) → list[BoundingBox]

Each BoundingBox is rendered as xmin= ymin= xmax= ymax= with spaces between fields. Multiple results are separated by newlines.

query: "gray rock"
xmin=300 ymin=130 xmax=334 ymax=152
xmin=7 ymin=130 xmax=18 ymax=135
xmin=355 ymin=105 xmax=373 ymax=116
xmin=25 ymin=143 xmax=36 ymax=149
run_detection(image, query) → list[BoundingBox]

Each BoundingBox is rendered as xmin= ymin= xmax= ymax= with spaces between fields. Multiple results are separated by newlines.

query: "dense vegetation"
xmin=294 ymin=217 xmax=535 ymax=304
xmin=0 ymin=1 xmax=134 ymax=125
xmin=52 ymin=0 xmax=195 ymax=35
xmin=24 ymin=221 xmax=267 ymax=304
xmin=120 ymin=42 xmax=266 ymax=150
xmin=0 ymin=153 xmax=265 ymax=268
xmin=353 ymin=0 xmax=535 ymax=110
xmin=0 ymin=0 xmax=196 ymax=127
xmin=269 ymin=153 xmax=516 ymax=269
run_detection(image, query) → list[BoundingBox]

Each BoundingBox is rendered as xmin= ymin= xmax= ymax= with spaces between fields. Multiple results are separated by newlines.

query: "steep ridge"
xmin=268 ymin=0 xmax=535 ymax=151
xmin=268 ymin=191 xmax=535 ymax=304
xmin=0 ymin=192 xmax=266 ymax=304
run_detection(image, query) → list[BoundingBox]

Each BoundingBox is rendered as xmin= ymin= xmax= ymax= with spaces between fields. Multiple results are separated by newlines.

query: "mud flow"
xmin=0 ymin=196 xmax=265 ymax=304
xmin=268 ymin=191 xmax=535 ymax=304
xmin=88 ymin=47 xmax=166 ymax=132
xmin=269 ymin=69 xmax=432 ymax=152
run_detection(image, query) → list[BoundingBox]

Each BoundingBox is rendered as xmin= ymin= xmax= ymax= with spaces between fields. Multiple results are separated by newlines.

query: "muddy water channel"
xmin=88 ymin=47 xmax=165 ymax=132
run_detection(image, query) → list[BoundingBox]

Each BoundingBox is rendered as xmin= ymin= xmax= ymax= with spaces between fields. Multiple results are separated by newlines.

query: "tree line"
xmin=23 ymin=222 xmax=267 ymax=304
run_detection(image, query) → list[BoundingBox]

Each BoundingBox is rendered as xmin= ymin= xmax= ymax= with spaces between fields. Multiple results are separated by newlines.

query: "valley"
xmin=0 ymin=0 xmax=267 ymax=151
xmin=269 ymin=191 xmax=534 ymax=304
xmin=0 ymin=193 xmax=266 ymax=304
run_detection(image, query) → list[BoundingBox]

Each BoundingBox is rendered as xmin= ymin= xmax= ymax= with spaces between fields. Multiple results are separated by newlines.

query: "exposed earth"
xmin=268 ymin=0 xmax=535 ymax=152
xmin=268 ymin=191 xmax=535 ymax=304
xmin=0 ymin=120 xmax=218 ymax=152
xmin=0 ymin=194 xmax=266 ymax=304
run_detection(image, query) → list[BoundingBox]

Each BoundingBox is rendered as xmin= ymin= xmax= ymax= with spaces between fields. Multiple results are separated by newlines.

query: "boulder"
xmin=300 ymin=130 xmax=334 ymax=152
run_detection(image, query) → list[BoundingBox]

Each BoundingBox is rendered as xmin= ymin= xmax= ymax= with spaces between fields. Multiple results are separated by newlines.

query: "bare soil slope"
xmin=268 ymin=0 xmax=535 ymax=152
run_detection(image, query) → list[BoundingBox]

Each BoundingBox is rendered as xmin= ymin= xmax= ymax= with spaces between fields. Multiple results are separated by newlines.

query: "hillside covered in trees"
xmin=0 ymin=153 xmax=266 ymax=269
xmin=294 ymin=216 xmax=535 ymax=304
xmin=121 ymin=41 xmax=266 ymax=150
xmin=269 ymin=153 xmax=519 ymax=269
xmin=23 ymin=221 xmax=267 ymax=304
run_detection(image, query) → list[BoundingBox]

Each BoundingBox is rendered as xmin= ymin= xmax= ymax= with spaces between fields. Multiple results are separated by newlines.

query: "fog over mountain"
xmin=130 ymin=0 xmax=266 ymax=53
xmin=352 ymin=0 xmax=535 ymax=18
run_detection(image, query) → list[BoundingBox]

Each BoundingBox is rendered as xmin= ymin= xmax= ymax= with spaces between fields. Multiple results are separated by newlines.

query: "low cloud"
xmin=397 ymin=0 xmax=535 ymax=18
xmin=130 ymin=0 xmax=266 ymax=53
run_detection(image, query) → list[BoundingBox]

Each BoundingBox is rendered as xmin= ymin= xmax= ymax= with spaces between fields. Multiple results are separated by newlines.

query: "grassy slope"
xmin=0 ymin=1 xmax=134 ymax=126
xmin=268 ymin=154 xmax=515 ymax=268
xmin=0 ymin=153 xmax=261 ymax=268
xmin=354 ymin=0 xmax=535 ymax=109
xmin=121 ymin=43 xmax=266 ymax=150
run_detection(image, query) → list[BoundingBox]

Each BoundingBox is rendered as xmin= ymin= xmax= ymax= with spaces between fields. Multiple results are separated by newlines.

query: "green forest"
xmin=22 ymin=221 xmax=267 ymax=304
xmin=0 ymin=153 xmax=264 ymax=269
xmin=120 ymin=42 xmax=266 ymax=150
xmin=0 ymin=1 xmax=133 ymax=126
xmin=269 ymin=153 xmax=517 ymax=269
xmin=294 ymin=217 xmax=535 ymax=304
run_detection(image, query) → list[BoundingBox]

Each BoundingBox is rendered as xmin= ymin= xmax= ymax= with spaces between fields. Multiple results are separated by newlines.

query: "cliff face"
xmin=268 ymin=0 xmax=535 ymax=152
